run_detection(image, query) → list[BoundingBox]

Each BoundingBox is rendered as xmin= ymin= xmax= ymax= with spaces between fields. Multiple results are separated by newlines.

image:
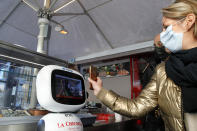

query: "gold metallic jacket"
xmin=97 ymin=62 xmax=185 ymax=131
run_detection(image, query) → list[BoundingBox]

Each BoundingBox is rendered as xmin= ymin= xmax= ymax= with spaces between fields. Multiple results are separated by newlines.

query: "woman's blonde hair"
xmin=162 ymin=0 xmax=197 ymax=38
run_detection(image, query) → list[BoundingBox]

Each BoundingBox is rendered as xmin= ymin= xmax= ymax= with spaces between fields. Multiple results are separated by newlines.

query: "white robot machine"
xmin=36 ymin=65 xmax=86 ymax=131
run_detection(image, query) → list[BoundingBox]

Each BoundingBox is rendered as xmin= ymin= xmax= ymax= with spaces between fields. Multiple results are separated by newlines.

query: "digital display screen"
xmin=55 ymin=74 xmax=83 ymax=99
xmin=51 ymin=70 xmax=85 ymax=105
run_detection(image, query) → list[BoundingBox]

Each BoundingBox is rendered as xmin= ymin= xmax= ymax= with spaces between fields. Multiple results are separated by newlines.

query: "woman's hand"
xmin=88 ymin=77 xmax=103 ymax=96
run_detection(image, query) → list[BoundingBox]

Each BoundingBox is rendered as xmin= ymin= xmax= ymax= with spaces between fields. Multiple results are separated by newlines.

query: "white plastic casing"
xmin=39 ymin=113 xmax=83 ymax=131
xmin=36 ymin=65 xmax=86 ymax=112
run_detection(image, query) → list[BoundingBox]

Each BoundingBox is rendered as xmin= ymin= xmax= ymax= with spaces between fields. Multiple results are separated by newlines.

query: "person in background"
xmin=88 ymin=0 xmax=197 ymax=131
xmin=154 ymin=34 xmax=169 ymax=62
xmin=139 ymin=34 xmax=169 ymax=89
xmin=139 ymin=34 xmax=168 ymax=131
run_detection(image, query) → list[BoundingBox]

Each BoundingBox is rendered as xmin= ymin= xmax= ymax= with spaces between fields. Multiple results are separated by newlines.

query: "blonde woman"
xmin=88 ymin=1 xmax=197 ymax=131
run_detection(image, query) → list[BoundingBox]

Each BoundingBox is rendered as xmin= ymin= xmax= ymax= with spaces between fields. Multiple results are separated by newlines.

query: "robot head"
xmin=36 ymin=65 xmax=86 ymax=112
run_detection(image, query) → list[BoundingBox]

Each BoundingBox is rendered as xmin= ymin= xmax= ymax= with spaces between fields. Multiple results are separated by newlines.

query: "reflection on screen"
xmin=55 ymin=74 xmax=83 ymax=99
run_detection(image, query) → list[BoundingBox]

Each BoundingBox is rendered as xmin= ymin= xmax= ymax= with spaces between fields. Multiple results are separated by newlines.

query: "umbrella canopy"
xmin=0 ymin=0 xmax=172 ymax=63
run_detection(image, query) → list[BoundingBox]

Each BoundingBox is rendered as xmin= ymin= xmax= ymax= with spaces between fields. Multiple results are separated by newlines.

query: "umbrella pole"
xmin=37 ymin=18 xmax=49 ymax=53
xmin=29 ymin=18 xmax=49 ymax=109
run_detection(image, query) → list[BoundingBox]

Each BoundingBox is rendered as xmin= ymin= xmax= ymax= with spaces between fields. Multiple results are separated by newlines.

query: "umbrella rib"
xmin=44 ymin=0 xmax=51 ymax=9
xmin=0 ymin=1 xmax=22 ymax=29
xmin=50 ymin=19 xmax=61 ymax=25
xmin=22 ymin=0 xmax=39 ymax=12
xmin=5 ymin=22 xmax=37 ymax=38
xmin=51 ymin=0 xmax=112 ymax=17
xmin=33 ymin=0 xmax=41 ymax=9
xmin=52 ymin=13 xmax=85 ymax=16
xmin=87 ymin=0 xmax=113 ymax=12
xmin=49 ymin=0 xmax=58 ymax=10
xmin=59 ymin=16 xmax=79 ymax=23
xmin=53 ymin=0 xmax=76 ymax=13
xmin=76 ymin=0 xmax=114 ymax=49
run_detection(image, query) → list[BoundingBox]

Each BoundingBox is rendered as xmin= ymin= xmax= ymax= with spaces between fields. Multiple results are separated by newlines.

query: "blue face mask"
xmin=160 ymin=25 xmax=183 ymax=53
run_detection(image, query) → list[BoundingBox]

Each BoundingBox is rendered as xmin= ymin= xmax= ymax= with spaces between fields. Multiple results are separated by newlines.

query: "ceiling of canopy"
xmin=0 ymin=0 xmax=173 ymax=63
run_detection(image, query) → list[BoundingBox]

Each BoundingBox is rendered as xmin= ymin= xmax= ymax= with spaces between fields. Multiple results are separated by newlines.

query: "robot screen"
xmin=51 ymin=70 xmax=85 ymax=105
xmin=55 ymin=74 xmax=83 ymax=99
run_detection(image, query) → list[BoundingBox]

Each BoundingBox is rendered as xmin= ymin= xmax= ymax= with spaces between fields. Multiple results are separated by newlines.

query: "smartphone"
xmin=89 ymin=65 xmax=98 ymax=90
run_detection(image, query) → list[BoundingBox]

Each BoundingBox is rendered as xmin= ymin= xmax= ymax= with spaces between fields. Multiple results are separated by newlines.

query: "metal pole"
xmin=29 ymin=18 xmax=49 ymax=108
xmin=37 ymin=18 xmax=49 ymax=53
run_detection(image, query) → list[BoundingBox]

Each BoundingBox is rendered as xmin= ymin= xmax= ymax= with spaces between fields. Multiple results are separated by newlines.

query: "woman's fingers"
xmin=88 ymin=77 xmax=96 ymax=84
xmin=88 ymin=77 xmax=102 ymax=95
xmin=97 ymin=77 xmax=102 ymax=85
xmin=97 ymin=77 xmax=101 ymax=82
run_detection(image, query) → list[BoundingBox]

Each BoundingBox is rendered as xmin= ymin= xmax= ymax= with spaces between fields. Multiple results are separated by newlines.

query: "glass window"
xmin=0 ymin=82 xmax=6 ymax=108
xmin=0 ymin=60 xmax=36 ymax=117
